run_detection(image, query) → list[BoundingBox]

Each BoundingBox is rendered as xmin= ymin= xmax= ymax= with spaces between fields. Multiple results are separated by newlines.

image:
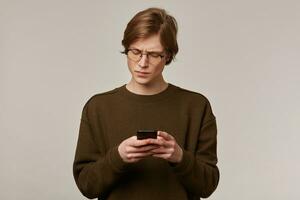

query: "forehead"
xmin=130 ymin=34 xmax=163 ymax=51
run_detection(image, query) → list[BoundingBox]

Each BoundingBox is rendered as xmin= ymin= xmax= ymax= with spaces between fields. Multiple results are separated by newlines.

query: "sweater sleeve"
xmin=170 ymin=100 xmax=219 ymax=198
xmin=73 ymin=102 xmax=130 ymax=199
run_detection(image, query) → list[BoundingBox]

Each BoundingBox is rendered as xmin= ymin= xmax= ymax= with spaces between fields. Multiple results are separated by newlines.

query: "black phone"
xmin=136 ymin=130 xmax=157 ymax=140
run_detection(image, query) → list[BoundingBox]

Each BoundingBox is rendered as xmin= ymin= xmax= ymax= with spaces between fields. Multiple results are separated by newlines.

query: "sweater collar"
xmin=117 ymin=83 xmax=178 ymax=104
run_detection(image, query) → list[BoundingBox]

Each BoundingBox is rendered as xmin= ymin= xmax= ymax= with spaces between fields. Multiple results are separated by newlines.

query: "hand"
xmin=118 ymin=136 xmax=162 ymax=163
xmin=150 ymin=131 xmax=183 ymax=163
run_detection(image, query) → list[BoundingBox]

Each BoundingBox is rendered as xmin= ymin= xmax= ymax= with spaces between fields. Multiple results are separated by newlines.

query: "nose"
xmin=138 ymin=54 xmax=149 ymax=67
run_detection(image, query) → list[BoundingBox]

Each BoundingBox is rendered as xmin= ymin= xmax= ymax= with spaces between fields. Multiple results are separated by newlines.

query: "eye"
xmin=130 ymin=49 xmax=141 ymax=55
xmin=149 ymin=52 xmax=161 ymax=58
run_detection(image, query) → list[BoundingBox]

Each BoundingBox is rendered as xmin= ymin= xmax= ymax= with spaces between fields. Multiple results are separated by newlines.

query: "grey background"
xmin=1 ymin=0 xmax=299 ymax=199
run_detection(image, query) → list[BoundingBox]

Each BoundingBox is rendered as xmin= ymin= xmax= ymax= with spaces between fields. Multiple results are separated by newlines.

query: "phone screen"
xmin=136 ymin=130 xmax=157 ymax=140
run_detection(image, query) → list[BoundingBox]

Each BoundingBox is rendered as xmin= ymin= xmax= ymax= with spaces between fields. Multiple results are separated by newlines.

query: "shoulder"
xmin=82 ymin=86 xmax=122 ymax=109
xmin=174 ymin=85 xmax=211 ymax=105
xmin=89 ymin=87 xmax=119 ymax=101
xmin=174 ymin=85 xmax=216 ymax=120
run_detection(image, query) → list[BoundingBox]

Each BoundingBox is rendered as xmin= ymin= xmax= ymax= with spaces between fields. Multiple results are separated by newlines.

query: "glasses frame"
xmin=121 ymin=48 xmax=166 ymax=65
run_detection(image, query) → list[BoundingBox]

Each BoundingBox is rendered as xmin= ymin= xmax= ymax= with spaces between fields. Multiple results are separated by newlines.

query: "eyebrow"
xmin=129 ymin=47 xmax=164 ymax=53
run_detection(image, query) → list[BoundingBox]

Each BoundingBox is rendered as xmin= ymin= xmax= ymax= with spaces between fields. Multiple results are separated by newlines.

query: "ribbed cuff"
xmin=108 ymin=146 xmax=130 ymax=173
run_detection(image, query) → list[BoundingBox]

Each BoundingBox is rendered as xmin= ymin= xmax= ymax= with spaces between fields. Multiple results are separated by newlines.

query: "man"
xmin=73 ymin=7 xmax=219 ymax=200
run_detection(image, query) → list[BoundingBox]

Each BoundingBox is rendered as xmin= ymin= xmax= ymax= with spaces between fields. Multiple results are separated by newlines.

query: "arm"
xmin=172 ymin=98 xmax=219 ymax=198
xmin=152 ymin=100 xmax=219 ymax=198
xmin=73 ymin=104 xmax=129 ymax=199
xmin=73 ymin=103 xmax=163 ymax=199
xmin=171 ymin=117 xmax=219 ymax=198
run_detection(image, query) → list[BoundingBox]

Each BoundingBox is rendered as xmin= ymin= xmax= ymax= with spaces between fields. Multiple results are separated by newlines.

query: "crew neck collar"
xmin=117 ymin=83 xmax=178 ymax=103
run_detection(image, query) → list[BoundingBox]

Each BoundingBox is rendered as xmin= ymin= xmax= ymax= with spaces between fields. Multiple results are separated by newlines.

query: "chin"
xmin=133 ymin=77 xmax=153 ymax=85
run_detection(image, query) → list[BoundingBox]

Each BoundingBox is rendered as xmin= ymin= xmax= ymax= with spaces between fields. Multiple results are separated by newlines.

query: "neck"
xmin=126 ymin=79 xmax=168 ymax=95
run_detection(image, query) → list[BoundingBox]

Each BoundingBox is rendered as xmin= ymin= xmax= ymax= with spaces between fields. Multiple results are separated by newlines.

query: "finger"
xmin=151 ymin=147 xmax=174 ymax=154
xmin=152 ymin=153 xmax=171 ymax=160
xmin=127 ymin=145 xmax=160 ymax=153
xmin=158 ymin=131 xmax=174 ymax=141
xmin=150 ymin=147 xmax=167 ymax=154
xmin=132 ymin=138 xmax=163 ymax=147
xmin=126 ymin=152 xmax=153 ymax=159
xmin=156 ymin=138 xmax=175 ymax=148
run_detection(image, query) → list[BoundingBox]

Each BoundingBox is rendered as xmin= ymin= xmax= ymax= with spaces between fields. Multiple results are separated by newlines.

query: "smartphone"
xmin=136 ymin=130 xmax=157 ymax=140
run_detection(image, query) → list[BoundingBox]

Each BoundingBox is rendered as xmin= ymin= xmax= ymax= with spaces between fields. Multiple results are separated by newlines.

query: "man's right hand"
xmin=118 ymin=136 xmax=162 ymax=163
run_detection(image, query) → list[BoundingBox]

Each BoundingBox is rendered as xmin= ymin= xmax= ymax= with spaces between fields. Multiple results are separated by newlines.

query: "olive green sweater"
xmin=73 ymin=83 xmax=219 ymax=200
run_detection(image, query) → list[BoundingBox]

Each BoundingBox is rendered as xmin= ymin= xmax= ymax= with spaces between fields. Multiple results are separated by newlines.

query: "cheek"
xmin=127 ymin=59 xmax=135 ymax=72
xmin=154 ymin=63 xmax=165 ymax=74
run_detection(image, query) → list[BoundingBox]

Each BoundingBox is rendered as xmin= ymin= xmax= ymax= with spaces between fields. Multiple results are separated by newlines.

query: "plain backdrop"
xmin=1 ymin=0 xmax=300 ymax=199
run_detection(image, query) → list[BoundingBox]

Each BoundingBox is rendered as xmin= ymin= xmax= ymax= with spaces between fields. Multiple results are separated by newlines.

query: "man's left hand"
xmin=150 ymin=131 xmax=183 ymax=163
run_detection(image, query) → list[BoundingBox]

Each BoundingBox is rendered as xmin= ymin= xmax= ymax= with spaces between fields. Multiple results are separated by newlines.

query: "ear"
xmin=165 ymin=54 xmax=171 ymax=63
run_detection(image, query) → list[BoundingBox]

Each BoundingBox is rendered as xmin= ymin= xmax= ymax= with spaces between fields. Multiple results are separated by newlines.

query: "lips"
xmin=135 ymin=71 xmax=150 ymax=75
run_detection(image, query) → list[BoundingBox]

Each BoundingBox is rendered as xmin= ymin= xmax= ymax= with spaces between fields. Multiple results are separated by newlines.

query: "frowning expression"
xmin=126 ymin=34 xmax=168 ymax=85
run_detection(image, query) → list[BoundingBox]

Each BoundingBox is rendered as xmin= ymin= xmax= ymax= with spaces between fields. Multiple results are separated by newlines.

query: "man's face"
xmin=126 ymin=34 xmax=167 ymax=86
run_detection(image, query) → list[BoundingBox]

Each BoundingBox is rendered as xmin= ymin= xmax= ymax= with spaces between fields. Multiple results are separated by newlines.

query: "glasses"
xmin=122 ymin=48 xmax=166 ymax=65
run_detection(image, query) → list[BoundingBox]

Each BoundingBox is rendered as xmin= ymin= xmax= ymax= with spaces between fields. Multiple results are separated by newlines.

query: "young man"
xmin=73 ymin=7 xmax=219 ymax=200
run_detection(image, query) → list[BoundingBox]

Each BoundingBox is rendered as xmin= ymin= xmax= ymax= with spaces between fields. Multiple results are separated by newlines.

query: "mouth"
xmin=135 ymin=71 xmax=150 ymax=75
